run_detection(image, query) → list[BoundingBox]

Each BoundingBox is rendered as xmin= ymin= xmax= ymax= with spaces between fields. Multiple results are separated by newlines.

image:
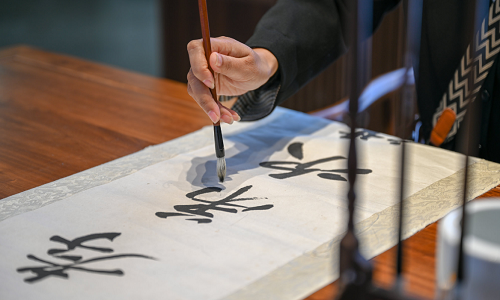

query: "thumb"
xmin=210 ymin=52 xmax=255 ymax=81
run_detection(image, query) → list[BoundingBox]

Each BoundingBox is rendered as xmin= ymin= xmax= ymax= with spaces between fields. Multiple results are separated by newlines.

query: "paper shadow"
xmin=185 ymin=112 xmax=333 ymax=188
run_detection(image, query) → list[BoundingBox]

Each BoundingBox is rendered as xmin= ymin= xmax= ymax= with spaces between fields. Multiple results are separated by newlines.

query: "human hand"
xmin=187 ymin=36 xmax=278 ymax=124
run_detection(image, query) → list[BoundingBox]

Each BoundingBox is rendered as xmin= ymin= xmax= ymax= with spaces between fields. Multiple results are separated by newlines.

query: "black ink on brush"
xmin=214 ymin=124 xmax=226 ymax=182
xmin=17 ymin=233 xmax=155 ymax=283
xmin=156 ymin=185 xmax=273 ymax=224
xmin=260 ymin=142 xmax=372 ymax=181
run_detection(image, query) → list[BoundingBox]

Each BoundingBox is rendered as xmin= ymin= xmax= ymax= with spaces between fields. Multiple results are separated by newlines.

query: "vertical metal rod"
xmin=346 ymin=0 xmax=360 ymax=235
xmin=337 ymin=1 xmax=373 ymax=299
xmin=395 ymin=0 xmax=413 ymax=283
xmin=456 ymin=0 xmax=480 ymax=296
xmin=338 ymin=0 xmax=360 ymax=290
xmin=396 ymin=139 xmax=406 ymax=277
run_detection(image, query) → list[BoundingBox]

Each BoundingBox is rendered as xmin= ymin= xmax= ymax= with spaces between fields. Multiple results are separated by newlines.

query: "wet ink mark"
xmin=156 ymin=185 xmax=272 ymax=224
xmin=17 ymin=233 xmax=155 ymax=283
xmin=339 ymin=129 xmax=384 ymax=141
xmin=339 ymin=129 xmax=402 ymax=145
xmin=259 ymin=142 xmax=372 ymax=181
xmin=387 ymin=138 xmax=402 ymax=145
xmin=287 ymin=142 xmax=304 ymax=160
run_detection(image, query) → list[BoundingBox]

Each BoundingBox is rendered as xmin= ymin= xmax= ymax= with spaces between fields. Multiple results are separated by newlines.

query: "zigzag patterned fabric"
xmin=433 ymin=0 xmax=500 ymax=142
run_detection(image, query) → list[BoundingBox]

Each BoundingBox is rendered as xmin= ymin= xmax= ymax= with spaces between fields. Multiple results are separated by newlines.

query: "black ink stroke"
xmin=17 ymin=233 xmax=156 ymax=283
xmin=340 ymin=129 xmax=402 ymax=145
xmin=387 ymin=138 xmax=402 ymax=145
xmin=339 ymin=129 xmax=384 ymax=141
xmin=156 ymin=185 xmax=272 ymax=224
xmin=48 ymin=232 xmax=121 ymax=255
xmin=260 ymin=142 xmax=372 ymax=181
xmin=287 ymin=142 xmax=304 ymax=160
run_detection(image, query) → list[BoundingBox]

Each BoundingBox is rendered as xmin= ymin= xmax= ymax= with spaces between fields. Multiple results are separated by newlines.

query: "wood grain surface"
xmin=0 ymin=46 xmax=211 ymax=199
xmin=1 ymin=46 xmax=498 ymax=300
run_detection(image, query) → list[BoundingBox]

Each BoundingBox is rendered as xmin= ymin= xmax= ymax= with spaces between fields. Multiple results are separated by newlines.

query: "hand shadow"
xmin=184 ymin=111 xmax=334 ymax=188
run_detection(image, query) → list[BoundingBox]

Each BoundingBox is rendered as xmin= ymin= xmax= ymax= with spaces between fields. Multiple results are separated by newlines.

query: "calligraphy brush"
xmin=198 ymin=0 xmax=226 ymax=182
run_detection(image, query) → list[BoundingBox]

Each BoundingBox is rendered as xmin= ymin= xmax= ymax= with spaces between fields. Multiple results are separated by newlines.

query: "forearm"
xmin=253 ymin=48 xmax=279 ymax=83
xmin=236 ymin=0 xmax=400 ymax=120
xmin=247 ymin=0 xmax=350 ymax=104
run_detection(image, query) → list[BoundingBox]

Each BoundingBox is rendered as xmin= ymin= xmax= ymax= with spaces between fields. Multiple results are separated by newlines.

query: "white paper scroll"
xmin=0 ymin=108 xmax=499 ymax=300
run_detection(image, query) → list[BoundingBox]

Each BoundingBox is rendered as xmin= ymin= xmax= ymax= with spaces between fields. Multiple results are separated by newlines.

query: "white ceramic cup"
xmin=436 ymin=199 xmax=500 ymax=299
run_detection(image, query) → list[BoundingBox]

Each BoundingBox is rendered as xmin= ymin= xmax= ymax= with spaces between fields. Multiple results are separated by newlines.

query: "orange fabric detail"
xmin=430 ymin=108 xmax=457 ymax=146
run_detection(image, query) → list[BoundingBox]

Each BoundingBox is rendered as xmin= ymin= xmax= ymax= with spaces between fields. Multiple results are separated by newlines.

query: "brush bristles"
xmin=217 ymin=157 xmax=226 ymax=182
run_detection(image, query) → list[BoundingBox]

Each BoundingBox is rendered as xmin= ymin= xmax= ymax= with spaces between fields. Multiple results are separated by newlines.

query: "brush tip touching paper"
xmin=217 ymin=157 xmax=226 ymax=182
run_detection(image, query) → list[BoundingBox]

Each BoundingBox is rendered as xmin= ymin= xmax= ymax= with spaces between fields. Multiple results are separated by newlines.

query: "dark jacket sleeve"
xmin=230 ymin=0 xmax=400 ymax=121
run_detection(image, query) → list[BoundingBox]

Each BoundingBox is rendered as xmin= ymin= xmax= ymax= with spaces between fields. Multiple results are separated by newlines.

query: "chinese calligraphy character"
xmin=339 ymin=129 xmax=384 ymax=141
xmin=339 ymin=129 xmax=402 ymax=145
xmin=17 ymin=232 xmax=155 ymax=283
xmin=156 ymin=185 xmax=272 ymax=224
xmin=259 ymin=142 xmax=372 ymax=181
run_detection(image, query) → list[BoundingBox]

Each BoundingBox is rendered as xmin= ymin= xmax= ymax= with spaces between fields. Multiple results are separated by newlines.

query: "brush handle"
xmin=213 ymin=125 xmax=225 ymax=158
xmin=198 ymin=0 xmax=220 ymax=126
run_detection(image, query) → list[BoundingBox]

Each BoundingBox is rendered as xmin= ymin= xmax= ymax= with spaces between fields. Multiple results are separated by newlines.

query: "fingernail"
xmin=233 ymin=114 xmax=241 ymax=122
xmin=203 ymin=79 xmax=214 ymax=89
xmin=222 ymin=114 xmax=233 ymax=125
xmin=208 ymin=111 xmax=219 ymax=123
xmin=216 ymin=53 xmax=222 ymax=67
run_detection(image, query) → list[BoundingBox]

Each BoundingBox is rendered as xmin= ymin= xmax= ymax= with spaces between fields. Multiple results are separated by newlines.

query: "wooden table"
xmin=0 ymin=46 xmax=211 ymax=199
xmin=1 ymin=46 xmax=499 ymax=300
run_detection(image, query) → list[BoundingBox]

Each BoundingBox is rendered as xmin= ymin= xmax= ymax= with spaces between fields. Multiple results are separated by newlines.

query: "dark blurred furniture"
xmin=161 ymin=0 xmax=413 ymax=136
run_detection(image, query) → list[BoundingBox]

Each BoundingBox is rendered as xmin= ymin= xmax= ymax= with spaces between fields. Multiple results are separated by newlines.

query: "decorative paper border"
xmin=221 ymin=160 xmax=500 ymax=300
xmin=2 ymin=107 xmax=499 ymax=300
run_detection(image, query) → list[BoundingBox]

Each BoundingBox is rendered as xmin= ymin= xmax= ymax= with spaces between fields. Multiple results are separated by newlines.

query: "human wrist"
xmin=253 ymin=48 xmax=279 ymax=81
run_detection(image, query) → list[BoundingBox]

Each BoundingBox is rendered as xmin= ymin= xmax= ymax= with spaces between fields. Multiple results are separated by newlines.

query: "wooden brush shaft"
xmin=198 ymin=0 xmax=220 ymax=118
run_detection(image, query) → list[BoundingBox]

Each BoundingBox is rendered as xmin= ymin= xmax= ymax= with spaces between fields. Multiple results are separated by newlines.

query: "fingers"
xmin=187 ymin=69 xmax=219 ymax=122
xmin=218 ymin=101 xmax=241 ymax=123
xmin=186 ymin=36 xmax=258 ymax=122
xmin=188 ymin=37 xmax=256 ymax=89
xmin=210 ymin=36 xmax=252 ymax=58
xmin=187 ymin=39 xmax=215 ymax=89
xmin=187 ymin=69 xmax=240 ymax=124
xmin=209 ymin=51 xmax=259 ymax=83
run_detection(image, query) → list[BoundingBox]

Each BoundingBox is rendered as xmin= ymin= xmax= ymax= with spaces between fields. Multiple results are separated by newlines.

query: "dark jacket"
xmin=232 ymin=0 xmax=499 ymax=163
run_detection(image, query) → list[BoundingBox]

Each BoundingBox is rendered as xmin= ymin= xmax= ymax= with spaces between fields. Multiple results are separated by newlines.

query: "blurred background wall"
xmin=0 ymin=0 xmax=161 ymax=76
xmin=0 ymin=0 xmax=410 ymax=136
